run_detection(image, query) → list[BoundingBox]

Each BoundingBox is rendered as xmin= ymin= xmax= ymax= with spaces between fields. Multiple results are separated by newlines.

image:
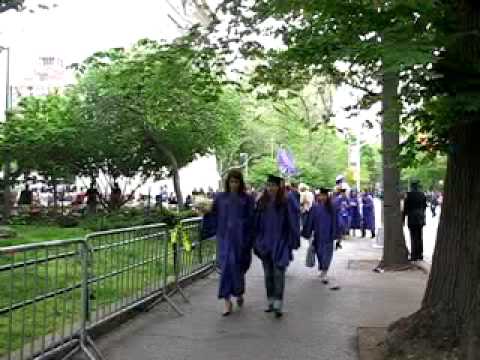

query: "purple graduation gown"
xmin=210 ymin=192 xmax=255 ymax=299
xmin=361 ymin=194 xmax=376 ymax=232
xmin=348 ymin=194 xmax=362 ymax=229
xmin=334 ymin=194 xmax=350 ymax=238
xmin=253 ymin=195 xmax=300 ymax=269
xmin=301 ymin=202 xmax=336 ymax=271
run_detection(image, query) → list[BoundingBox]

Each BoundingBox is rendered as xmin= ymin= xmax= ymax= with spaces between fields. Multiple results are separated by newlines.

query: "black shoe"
xmin=264 ymin=306 xmax=274 ymax=313
xmin=236 ymin=297 xmax=244 ymax=307
xmin=336 ymin=242 xmax=342 ymax=250
xmin=274 ymin=310 xmax=283 ymax=318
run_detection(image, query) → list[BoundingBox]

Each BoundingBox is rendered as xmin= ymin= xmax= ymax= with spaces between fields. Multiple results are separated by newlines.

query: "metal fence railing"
xmin=85 ymin=224 xmax=170 ymax=328
xmin=0 ymin=218 xmax=216 ymax=360
xmin=178 ymin=217 xmax=216 ymax=279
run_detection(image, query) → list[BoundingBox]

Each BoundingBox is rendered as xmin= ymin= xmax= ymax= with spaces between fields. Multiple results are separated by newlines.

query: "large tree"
xmin=215 ymin=80 xmax=340 ymax=187
xmin=73 ymin=36 xmax=237 ymax=207
xmin=208 ymin=0 xmax=439 ymax=266
xmin=386 ymin=1 xmax=480 ymax=358
xmin=205 ymin=0 xmax=480 ymax=356
xmin=231 ymin=89 xmax=348 ymax=187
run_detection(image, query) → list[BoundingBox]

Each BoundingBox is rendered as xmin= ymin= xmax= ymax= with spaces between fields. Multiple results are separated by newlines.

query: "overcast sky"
xmin=0 ymin=0 xmax=380 ymax=142
xmin=0 ymin=0 xmax=183 ymax=81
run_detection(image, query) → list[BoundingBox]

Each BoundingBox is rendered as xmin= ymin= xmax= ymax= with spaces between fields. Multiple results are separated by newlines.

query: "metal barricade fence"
xmin=84 ymin=224 xmax=170 ymax=328
xmin=178 ymin=217 xmax=217 ymax=279
xmin=145 ymin=218 xmax=217 ymax=314
xmin=0 ymin=239 xmax=95 ymax=360
xmin=0 ymin=219 xmax=216 ymax=360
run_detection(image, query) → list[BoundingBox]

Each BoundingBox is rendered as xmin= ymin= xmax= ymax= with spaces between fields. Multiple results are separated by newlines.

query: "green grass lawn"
xmin=1 ymin=225 xmax=89 ymax=247
xmin=0 ymin=224 xmax=215 ymax=358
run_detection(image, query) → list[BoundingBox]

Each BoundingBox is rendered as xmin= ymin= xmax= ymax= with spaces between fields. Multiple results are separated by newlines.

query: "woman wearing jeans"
xmin=253 ymin=174 xmax=300 ymax=318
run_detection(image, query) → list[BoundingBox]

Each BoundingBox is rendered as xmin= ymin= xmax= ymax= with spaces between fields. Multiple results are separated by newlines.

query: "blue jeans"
xmin=262 ymin=257 xmax=286 ymax=311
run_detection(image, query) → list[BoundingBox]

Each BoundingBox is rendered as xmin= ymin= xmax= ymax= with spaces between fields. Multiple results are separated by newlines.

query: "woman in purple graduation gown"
xmin=361 ymin=190 xmax=376 ymax=238
xmin=302 ymin=188 xmax=336 ymax=284
xmin=253 ymin=174 xmax=300 ymax=318
xmin=348 ymin=190 xmax=362 ymax=237
xmin=208 ymin=170 xmax=255 ymax=316
xmin=334 ymin=188 xmax=350 ymax=249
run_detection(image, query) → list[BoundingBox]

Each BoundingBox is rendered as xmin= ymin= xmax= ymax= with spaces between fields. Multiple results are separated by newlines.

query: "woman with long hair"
xmin=253 ymin=174 xmax=300 ymax=318
xmin=302 ymin=188 xmax=336 ymax=284
xmin=203 ymin=169 xmax=255 ymax=316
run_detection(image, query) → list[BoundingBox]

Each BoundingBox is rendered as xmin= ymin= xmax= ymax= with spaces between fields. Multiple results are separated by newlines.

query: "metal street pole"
xmin=0 ymin=46 xmax=11 ymax=223
xmin=356 ymin=136 xmax=361 ymax=191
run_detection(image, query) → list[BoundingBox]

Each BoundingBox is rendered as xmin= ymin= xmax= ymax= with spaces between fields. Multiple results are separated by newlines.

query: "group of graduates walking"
xmin=202 ymin=170 xmax=376 ymax=318
xmin=329 ymin=185 xmax=377 ymax=248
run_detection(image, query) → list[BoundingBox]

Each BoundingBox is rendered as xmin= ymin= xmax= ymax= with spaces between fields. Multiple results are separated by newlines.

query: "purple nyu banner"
xmin=276 ymin=148 xmax=298 ymax=176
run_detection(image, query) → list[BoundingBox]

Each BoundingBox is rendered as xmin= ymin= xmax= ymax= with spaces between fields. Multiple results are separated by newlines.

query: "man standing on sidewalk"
xmin=402 ymin=180 xmax=427 ymax=261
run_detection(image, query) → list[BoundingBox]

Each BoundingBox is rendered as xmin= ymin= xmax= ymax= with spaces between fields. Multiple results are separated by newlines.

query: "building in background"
xmin=12 ymin=55 xmax=73 ymax=106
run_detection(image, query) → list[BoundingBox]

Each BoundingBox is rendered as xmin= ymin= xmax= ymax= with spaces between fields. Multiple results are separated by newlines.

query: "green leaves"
xmin=0 ymin=94 xmax=79 ymax=181
xmin=1 ymin=36 xmax=239 ymax=189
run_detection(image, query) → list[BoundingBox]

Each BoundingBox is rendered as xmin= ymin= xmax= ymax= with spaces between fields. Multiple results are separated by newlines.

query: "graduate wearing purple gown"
xmin=348 ymin=190 xmax=362 ymax=236
xmin=253 ymin=175 xmax=300 ymax=318
xmin=334 ymin=189 xmax=350 ymax=248
xmin=361 ymin=192 xmax=376 ymax=238
xmin=302 ymin=188 xmax=336 ymax=283
xmin=207 ymin=170 xmax=255 ymax=316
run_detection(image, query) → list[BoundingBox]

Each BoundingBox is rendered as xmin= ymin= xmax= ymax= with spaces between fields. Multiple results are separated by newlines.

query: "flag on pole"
xmin=277 ymin=148 xmax=298 ymax=176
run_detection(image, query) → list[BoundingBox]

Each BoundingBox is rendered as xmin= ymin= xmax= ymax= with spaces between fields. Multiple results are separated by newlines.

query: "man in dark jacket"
xmin=402 ymin=180 xmax=427 ymax=261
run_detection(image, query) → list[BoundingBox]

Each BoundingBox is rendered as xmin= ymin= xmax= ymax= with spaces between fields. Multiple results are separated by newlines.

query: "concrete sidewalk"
xmin=85 ymin=237 xmax=427 ymax=360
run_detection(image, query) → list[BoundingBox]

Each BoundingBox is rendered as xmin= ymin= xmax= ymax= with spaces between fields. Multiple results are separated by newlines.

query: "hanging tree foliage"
xmin=204 ymin=0 xmax=480 ymax=358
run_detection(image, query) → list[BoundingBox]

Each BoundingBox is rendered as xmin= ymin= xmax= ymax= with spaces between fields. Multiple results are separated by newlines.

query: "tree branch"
xmin=342 ymin=79 xmax=380 ymax=97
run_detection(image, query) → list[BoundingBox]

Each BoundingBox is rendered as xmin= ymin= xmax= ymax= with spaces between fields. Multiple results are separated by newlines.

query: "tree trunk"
xmin=171 ymin=165 xmax=184 ymax=210
xmin=144 ymin=128 xmax=185 ymax=209
xmin=153 ymin=142 xmax=184 ymax=209
xmin=52 ymin=180 xmax=58 ymax=211
xmin=386 ymin=121 xmax=480 ymax=357
xmin=423 ymin=123 xmax=480 ymax=324
xmin=381 ymin=72 xmax=409 ymax=266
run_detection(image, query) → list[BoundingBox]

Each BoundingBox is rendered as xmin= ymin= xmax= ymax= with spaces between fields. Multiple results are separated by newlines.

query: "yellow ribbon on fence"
xmin=170 ymin=224 xmax=192 ymax=252
xmin=170 ymin=228 xmax=178 ymax=244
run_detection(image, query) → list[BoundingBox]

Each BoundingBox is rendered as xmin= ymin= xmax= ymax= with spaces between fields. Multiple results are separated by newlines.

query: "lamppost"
xmin=0 ymin=46 xmax=11 ymax=222
xmin=0 ymin=46 xmax=9 ymax=111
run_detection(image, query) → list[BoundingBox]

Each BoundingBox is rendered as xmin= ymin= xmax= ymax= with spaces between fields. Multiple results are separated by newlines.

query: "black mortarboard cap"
xmin=319 ymin=187 xmax=330 ymax=194
xmin=267 ymin=174 xmax=283 ymax=186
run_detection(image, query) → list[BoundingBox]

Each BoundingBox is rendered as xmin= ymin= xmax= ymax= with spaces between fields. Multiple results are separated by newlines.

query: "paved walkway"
xmin=87 ymin=238 xmax=427 ymax=360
